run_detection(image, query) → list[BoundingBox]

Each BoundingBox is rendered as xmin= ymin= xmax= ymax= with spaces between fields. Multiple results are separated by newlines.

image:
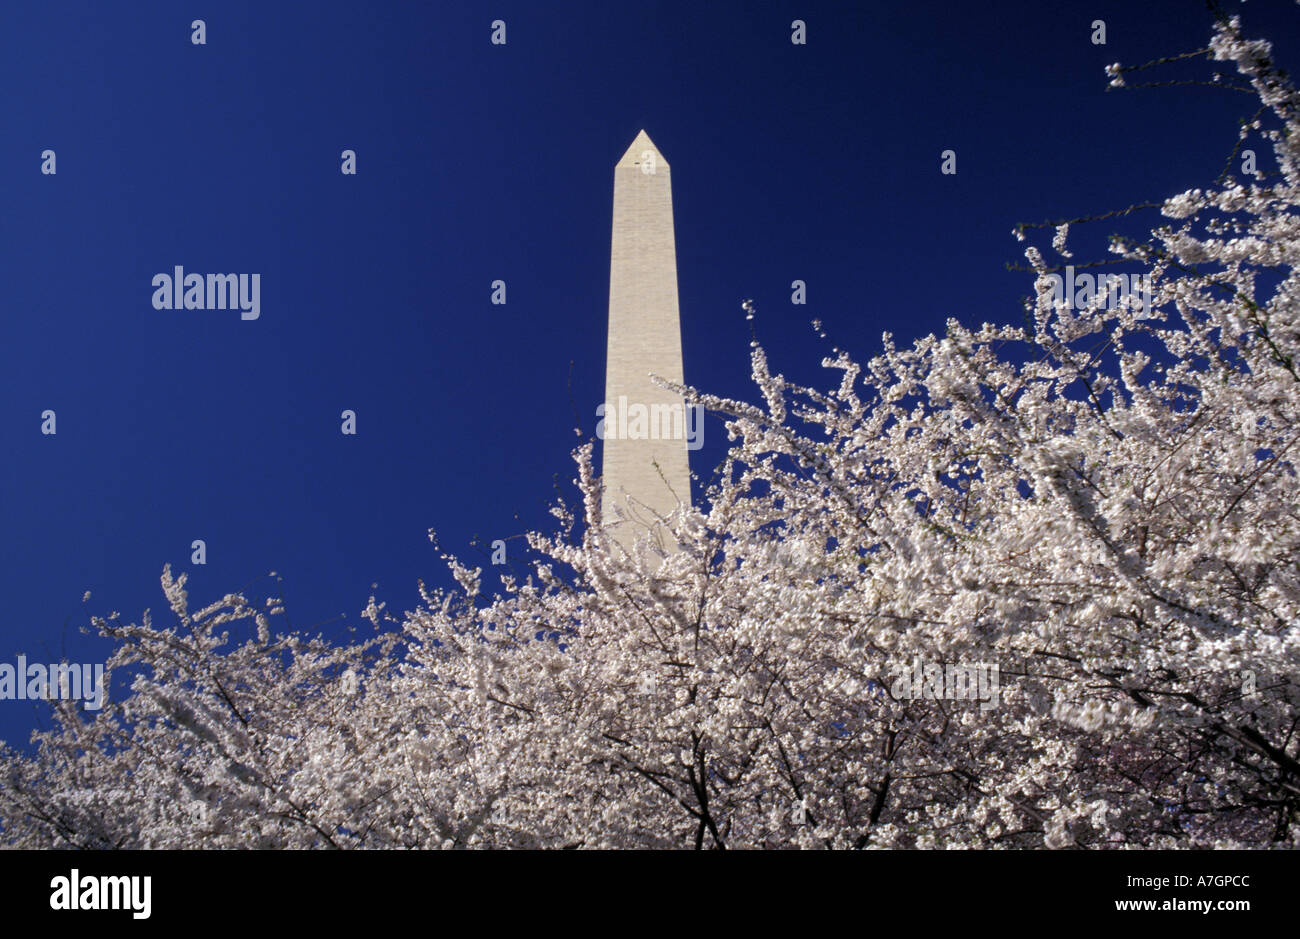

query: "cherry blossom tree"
xmin=1 ymin=15 xmax=1296 ymax=848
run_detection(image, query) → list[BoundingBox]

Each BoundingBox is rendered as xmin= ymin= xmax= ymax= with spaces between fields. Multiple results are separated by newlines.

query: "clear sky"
xmin=2 ymin=0 xmax=1296 ymax=748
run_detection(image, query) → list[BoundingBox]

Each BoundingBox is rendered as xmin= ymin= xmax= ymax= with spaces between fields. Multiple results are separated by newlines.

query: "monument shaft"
xmin=601 ymin=130 xmax=691 ymax=553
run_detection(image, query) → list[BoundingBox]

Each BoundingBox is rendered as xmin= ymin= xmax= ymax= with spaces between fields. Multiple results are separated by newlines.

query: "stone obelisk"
xmin=600 ymin=130 xmax=691 ymax=555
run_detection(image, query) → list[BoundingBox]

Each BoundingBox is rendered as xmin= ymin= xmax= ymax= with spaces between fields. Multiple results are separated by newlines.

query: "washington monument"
xmin=599 ymin=130 xmax=693 ymax=555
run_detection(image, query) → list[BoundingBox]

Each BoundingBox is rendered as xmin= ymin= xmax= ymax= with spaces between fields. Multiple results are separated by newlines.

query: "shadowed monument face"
xmin=599 ymin=130 xmax=692 ymax=557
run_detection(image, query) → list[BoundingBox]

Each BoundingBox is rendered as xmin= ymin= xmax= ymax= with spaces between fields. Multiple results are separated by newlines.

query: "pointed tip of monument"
xmin=617 ymin=129 xmax=669 ymax=170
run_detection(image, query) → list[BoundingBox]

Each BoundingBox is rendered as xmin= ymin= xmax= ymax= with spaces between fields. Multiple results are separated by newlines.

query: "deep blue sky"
xmin=2 ymin=0 xmax=1295 ymax=747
